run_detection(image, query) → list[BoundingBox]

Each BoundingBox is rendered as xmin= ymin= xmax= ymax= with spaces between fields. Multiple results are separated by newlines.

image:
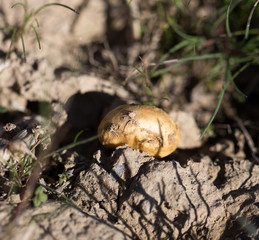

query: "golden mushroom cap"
xmin=97 ymin=104 xmax=180 ymax=158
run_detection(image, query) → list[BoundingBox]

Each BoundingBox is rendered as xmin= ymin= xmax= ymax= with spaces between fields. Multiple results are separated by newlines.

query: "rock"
xmin=170 ymin=110 xmax=202 ymax=149
xmin=111 ymin=145 xmax=154 ymax=181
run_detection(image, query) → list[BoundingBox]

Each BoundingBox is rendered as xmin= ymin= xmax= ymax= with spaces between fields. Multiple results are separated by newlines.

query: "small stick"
xmin=234 ymin=116 xmax=259 ymax=163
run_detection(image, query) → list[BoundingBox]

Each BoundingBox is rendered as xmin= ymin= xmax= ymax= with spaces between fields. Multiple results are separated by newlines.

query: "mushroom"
xmin=97 ymin=104 xmax=180 ymax=158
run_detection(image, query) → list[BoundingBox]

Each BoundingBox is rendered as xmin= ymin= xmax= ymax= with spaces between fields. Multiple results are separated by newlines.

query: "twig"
xmin=234 ymin=116 xmax=259 ymax=163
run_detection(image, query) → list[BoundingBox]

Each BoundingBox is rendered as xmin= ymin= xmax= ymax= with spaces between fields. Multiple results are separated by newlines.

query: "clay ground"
xmin=0 ymin=0 xmax=259 ymax=239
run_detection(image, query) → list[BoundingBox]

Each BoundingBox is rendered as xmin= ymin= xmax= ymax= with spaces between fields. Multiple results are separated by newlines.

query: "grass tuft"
xmin=1 ymin=2 xmax=79 ymax=61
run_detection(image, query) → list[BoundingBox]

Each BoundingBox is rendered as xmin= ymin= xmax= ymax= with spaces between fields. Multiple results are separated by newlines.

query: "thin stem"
xmin=34 ymin=3 xmax=79 ymax=15
xmin=230 ymin=63 xmax=250 ymax=97
xmin=201 ymin=59 xmax=230 ymax=138
xmin=226 ymin=0 xmax=233 ymax=38
xmin=31 ymin=24 xmax=41 ymax=49
xmin=11 ymin=2 xmax=27 ymax=12
xmin=5 ymin=28 xmax=17 ymax=61
xmin=20 ymin=35 xmax=26 ymax=62
xmin=245 ymin=0 xmax=259 ymax=40
xmin=42 ymin=135 xmax=98 ymax=160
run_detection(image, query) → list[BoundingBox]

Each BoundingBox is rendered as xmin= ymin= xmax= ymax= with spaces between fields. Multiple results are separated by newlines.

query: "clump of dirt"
xmin=1 ymin=145 xmax=258 ymax=239
xmin=71 ymin=146 xmax=259 ymax=240
xmin=0 ymin=202 xmax=126 ymax=240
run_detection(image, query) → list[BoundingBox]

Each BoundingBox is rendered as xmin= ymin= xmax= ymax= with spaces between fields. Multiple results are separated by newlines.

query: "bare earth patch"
xmin=0 ymin=0 xmax=258 ymax=239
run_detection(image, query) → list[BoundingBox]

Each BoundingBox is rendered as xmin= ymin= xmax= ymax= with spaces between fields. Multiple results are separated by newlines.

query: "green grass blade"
xmin=211 ymin=0 xmax=242 ymax=32
xmin=226 ymin=28 xmax=259 ymax=37
xmin=230 ymin=63 xmax=250 ymax=98
xmin=34 ymin=3 xmax=79 ymax=15
xmin=5 ymin=40 xmax=13 ymax=61
xmin=5 ymin=28 xmax=17 ymax=61
xmin=245 ymin=0 xmax=259 ymax=40
xmin=160 ymin=40 xmax=190 ymax=62
xmin=43 ymin=135 xmax=98 ymax=160
xmin=20 ymin=35 xmax=26 ymax=62
xmin=211 ymin=5 xmax=229 ymax=31
xmin=31 ymin=24 xmax=41 ymax=49
xmin=167 ymin=15 xmax=201 ymax=42
xmin=73 ymin=130 xmax=84 ymax=143
xmin=149 ymin=40 xmax=191 ymax=75
xmin=201 ymin=59 xmax=230 ymax=138
xmin=11 ymin=2 xmax=27 ymax=12
xmin=34 ymin=18 xmax=40 ymax=28
xmin=39 ymin=183 xmax=78 ymax=208
xmin=207 ymin=57 xmax=225 ymax=76
xmin=226 ymin=0 xmax=233 ymax=38
xmin=135 ymin=65 xmax=147 ymax=77
xmin=201 ymin=82 xmax=229 ymax=138
xmin=152 ymin=53 xmax=224 ymax=77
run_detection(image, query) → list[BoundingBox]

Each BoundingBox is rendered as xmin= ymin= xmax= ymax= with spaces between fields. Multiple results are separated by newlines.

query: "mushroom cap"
xmin=97 ymin=104 xmax=180 ymax=158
